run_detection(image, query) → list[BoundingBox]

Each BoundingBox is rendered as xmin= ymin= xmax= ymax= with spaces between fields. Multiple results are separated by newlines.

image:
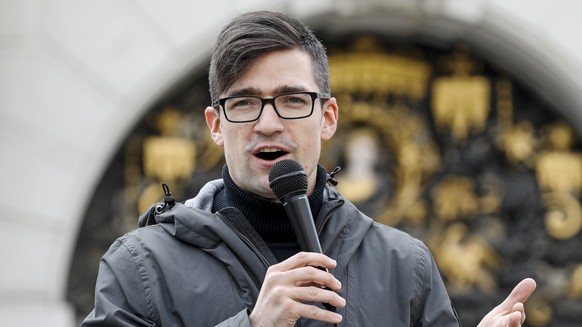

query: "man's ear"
xmin=205 ymin=106 xmax=224 ymax=147
xmin=321 ymin=97 xmax=339 ymax=141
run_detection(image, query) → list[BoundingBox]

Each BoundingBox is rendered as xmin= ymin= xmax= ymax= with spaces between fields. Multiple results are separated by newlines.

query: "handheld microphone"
xmin=268 ymin=159 xmax=322 ymax=254
xmin=269 ymin=159 xmax=337 ymax=316
xmin=269 ymin=159 xmax=337 ymax=315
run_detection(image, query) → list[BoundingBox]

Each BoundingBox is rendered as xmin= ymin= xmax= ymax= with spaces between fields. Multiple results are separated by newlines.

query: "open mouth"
xmin=255 ymin=148 xmax=288 ymax=161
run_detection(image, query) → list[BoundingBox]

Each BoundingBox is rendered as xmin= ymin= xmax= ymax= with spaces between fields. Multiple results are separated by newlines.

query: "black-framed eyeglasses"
xmin=211 ymin=91 xmax=331 ymax=123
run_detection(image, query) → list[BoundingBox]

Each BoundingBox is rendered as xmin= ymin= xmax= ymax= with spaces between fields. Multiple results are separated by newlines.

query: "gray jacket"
xmin=82 ymin=180 xmax=460 ymax=326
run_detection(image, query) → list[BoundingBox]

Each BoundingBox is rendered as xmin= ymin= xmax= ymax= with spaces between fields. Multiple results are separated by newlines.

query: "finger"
xmin=296 ymin=302 xmax=344 ymax=324
xmin=506 ymin=311 xmax=523 ymax=327
xmin=290 ymin=285 xmax=346 ymax=308
xmin=291 ymin=266 xmax=342 ymax=291
xmin=274 ymin=252 xmax=337 ymax=272
xmin=262 ymin=265 xmax=341 ymax=295
xmin=499 ymin=278 xmax=537 ymax=310
xmin=511 ymin=303 xmax=525 ymax=324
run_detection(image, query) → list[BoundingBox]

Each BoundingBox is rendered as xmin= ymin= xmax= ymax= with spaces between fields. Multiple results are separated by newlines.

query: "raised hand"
xmin=249 ymin=252 xmax=345 ymax=327
xmin=477 ymin=278 xmax=537 ymax=327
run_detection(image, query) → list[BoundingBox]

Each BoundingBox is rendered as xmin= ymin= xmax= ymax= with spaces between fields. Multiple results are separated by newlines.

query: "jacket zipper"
xmin=217 ymin=212 xmax=271 ymax=268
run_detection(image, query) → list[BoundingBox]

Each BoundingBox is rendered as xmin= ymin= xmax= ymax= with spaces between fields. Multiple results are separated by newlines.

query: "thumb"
xmin=499 ymin=278 xmax=537 ymax=310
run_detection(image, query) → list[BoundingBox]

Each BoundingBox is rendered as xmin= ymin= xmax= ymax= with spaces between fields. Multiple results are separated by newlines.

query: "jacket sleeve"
xmin=81 ymin=239 xmax=159 ymax=327
xmin=413 ymin=242 xmax=461 ymax=327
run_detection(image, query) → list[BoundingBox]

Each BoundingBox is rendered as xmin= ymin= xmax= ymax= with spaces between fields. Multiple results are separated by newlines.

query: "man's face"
xmin=205 ymin=49 xmax=338 ymax=200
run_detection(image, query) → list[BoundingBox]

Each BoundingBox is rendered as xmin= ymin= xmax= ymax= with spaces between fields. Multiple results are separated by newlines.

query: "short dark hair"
xmin=208 ymin=11 xmax=329 ymax=102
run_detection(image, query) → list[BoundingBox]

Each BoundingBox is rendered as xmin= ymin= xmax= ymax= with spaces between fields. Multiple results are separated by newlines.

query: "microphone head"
xmin=268 ymin=159 xmax=308 ymax=201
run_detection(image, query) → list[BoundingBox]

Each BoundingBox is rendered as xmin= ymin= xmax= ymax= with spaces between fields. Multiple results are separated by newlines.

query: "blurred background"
xmin=1 ymin=0 xmax=582 ymax=326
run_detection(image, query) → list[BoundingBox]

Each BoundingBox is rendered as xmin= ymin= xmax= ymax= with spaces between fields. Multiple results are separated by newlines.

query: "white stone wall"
xmin=0 ymin=0 xmax=580 ymax=326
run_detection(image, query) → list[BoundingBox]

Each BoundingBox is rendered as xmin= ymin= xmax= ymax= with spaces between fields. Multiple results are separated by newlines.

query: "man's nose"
xmin=254 ymin=103 xmax=284 ymax=133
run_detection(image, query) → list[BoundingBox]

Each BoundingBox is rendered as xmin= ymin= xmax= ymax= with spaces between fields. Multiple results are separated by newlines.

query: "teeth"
xmin=259 ymin=148 xmax=281 ymax=153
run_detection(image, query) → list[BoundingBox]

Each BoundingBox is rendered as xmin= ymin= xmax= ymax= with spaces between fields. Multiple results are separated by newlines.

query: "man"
xmin=82 ymin=11 xmax=536 ymax=326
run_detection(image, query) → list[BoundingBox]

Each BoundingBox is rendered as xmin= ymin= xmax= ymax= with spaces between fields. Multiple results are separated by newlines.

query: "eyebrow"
xmin=226 ymin=85 xmax=310 ymax=97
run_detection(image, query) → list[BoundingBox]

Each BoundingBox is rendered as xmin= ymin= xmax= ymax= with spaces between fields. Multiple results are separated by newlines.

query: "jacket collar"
xmin=145 ymin=176 xmax=374 ymax=287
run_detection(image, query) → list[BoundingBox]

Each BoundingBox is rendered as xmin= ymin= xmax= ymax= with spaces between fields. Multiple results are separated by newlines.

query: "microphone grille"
xmin=268 ymin=159 xmax=308 ymax=200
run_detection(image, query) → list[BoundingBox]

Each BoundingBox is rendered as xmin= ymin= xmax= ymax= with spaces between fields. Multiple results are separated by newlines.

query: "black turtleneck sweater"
xmin=212 ymin=165 xmax=327 ymax=262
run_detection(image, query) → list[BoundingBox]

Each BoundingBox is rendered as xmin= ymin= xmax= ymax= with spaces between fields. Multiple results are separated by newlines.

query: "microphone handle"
xmin=283 ymin=194 xmax=337 ymax=314
xmin=283 ymin=194 xmax=322 ymax=254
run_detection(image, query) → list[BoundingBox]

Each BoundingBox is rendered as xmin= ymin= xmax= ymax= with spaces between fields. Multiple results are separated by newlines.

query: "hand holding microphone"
xmin=269 ymin=160 xmax=341 ymax=310
xmin=248 ymin=160 xmax=344 ymax=326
